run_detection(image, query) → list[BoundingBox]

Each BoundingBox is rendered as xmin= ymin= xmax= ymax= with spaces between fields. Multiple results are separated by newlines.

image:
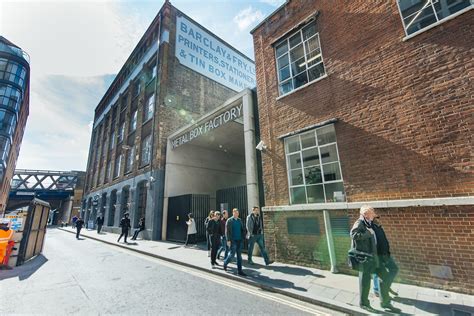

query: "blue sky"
xmin=0 ymin=0 xmax=284 ymax=171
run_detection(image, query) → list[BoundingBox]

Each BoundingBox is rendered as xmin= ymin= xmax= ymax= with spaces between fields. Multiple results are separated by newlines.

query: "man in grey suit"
xmin=246 ymin=206 xmax=272 ymax=265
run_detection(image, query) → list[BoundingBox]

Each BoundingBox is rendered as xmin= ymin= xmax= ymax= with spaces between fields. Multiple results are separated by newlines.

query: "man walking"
xmin=217 ymin=210 xmax=229 ymax=260
xmin=223 ymin=208 xmax=246 ymax=276
xmin=207 ymin=211 xmax=223 ymax=268
xmin=117 ymin=213 xmax=131 ymax=243
xmin=131 ymin=217 xmax=145 ymax=241
xmin=246 ymin=206 xmax=272 ymax=265
xmin=75 ymin=217 xmax=84 ymax=239
xmin=96 ymin=214 xmax=104 ymax=234
xmin=350 ymin=205 xmax=400 ymax=313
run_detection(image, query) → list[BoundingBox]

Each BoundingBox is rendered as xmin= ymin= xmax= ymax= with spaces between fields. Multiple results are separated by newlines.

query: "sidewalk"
xmin=59 ymin=227 xmax=474 ymax=315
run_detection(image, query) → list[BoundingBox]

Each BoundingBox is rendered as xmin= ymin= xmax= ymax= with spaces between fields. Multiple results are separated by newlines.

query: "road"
xmin=0 ymin=229 xmax=344 ymax=315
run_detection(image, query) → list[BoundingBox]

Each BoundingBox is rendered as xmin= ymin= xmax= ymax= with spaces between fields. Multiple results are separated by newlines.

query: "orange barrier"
xmin=0 ymin=228 xmax=14 ymax=265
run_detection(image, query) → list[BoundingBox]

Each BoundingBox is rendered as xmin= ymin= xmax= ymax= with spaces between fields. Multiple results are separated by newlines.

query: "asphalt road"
xmin=0 ymin=229 xmax=343 ymax=315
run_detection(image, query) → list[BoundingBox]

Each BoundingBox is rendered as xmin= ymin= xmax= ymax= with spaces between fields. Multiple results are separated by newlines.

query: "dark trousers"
xmin=185 ymin=233 xmax=196 ymax=246
xmin=97 ymin=224 xmax=102 ymax=234
xmin=224 ymin=240 xmax=243 ymax=272
xmin=376 ymin=256 xmax=399 ymax=305
xmin=76 ymin=227 xmax=82 ymax=239
xmin=118 ymin=230 xmax=129 ymax=243
xmin=210 ymin=235 xmax=221 ymax=264
xmin=206 ymin=232 xmax=211 ymax=251
xmin=359 ymin=260 xmax=376 ymax=306
xmin=217 ymin=236 xmax=228 ymax=259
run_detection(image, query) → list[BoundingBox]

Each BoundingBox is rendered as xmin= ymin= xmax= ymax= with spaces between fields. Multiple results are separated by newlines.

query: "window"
xmin=109 ymin=128 xmax=115 ymax=150
xmin=397 ymin=0 xmax=472 ymax=36
xmin=140 ymin=134 xmax=152 ymax=166
xmin=0 ymin=59 xmax=27 ymax=88
xmin=117 ymin=122 xmax=125 ymax=143
xmin=152 ymin=65 xmax=157 ymax=79
xmin=113 ymin=154 xmax=122 ymax=178
xmin=0 ymin=109 xmax=17 ymax=135
xmin=133 ymin=80 xmax=141 ymax=97
xmin=125 ymin=145 xmax=135 ymax=173
xmin=106 ymin=161 xmax=112 ymax=182
xmin=284 ymin=124 xmax=345 ymax=204
xmin=0 ymin=136 xmax=11 ymax=164
xmin=143 ymin=94 xmax=154 ymax=122
xmin=274 ymin=21 xmax=325 ymax=96
xmin=130 ymin=110 xmax=137 ymax=132
xmin=0 ymin=83 xmax=22 ymax=112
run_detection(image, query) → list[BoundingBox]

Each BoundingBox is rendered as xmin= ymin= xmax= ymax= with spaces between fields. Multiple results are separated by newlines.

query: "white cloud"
xmin=259 ymin=0 xmax=285 ymax=7
xmin=233 ymin=6 xmax=265 ymax=31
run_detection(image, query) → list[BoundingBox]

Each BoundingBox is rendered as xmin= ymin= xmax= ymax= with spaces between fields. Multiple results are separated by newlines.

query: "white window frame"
xmin=130 ymin=110 xmax=137 ymax=132
xmin=284 ymin=124 xmax=345 ymax=204
xmin=113 ymin=154 xmax=122 ymax=179
xmin=397 ymin=0 xmax=473 ymax=39
xmin=125 ymin=146 xmax=135 ymax=173
xmin=274 ymin=20 xmax=326 ymax=97
xmin=143 ymin=94 xmax=154 ymax=123
xmin=141 ymin=135 xmax=152 ymax=166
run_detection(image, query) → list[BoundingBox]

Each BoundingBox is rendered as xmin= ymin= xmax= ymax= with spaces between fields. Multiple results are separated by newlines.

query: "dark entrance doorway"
xmin=108 ymin=190 xmax=117 ymax=226
xmin=135 ymin=181 xmax=148 ymax=228
xmin=166 ymin=194 xmax=210 ymax=242
xmin=216 ymin=185 xmax=248 ymax=248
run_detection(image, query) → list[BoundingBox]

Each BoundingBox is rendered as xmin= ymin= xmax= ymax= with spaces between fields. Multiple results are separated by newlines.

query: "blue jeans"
xmin=373 ymin=274 xmax=380 ymax=294
xmin=224 ymin=239 xmax=243 ymax=272
xmin=217 ymin=236 xmax=228 ymax=259
xmin=248 ymin=234 xmax=270 ymax=264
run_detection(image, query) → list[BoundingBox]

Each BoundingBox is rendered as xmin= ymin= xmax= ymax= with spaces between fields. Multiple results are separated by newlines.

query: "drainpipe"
xmin=323 ymin=210 xmax=338 ymax=273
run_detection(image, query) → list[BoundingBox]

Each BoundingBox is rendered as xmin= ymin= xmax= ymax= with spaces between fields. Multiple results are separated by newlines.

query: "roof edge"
xmin=250 ymin=0 xmax=290 ymax=34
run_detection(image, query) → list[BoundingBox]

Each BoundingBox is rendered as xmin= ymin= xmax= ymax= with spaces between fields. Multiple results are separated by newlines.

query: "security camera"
xmin=256 ymin=140 xmax=267 ymax=151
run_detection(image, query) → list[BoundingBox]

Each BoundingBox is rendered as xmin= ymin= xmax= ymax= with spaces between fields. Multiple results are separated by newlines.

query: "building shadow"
xmin=0 ymin=254 xmax=48 ymax=281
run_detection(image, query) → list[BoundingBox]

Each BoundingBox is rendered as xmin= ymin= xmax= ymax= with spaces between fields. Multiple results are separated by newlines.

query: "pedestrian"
xmin=96 ymin=214 xmax=104 ymax=234
xmin=72 ymin=215 xmax=78 ymax=228
xmin=75 ymin=217 xmax=84 ymax=239
xmin=223 ymin=208 xmax=246 ymax=276
xmin=207 ymin=211 xmax=223 ymax=268
xmin=117 ymin=213 xmax=131 ymax=243
xmin=185 ymin=213 xmax=197 ymax=247
xmin=217 ymin=210 xmax=229 ymax=260
xmin=131 ymin=217 xmax=145 ymax=240
xmin=204 ymin=210 xmax=215 ymax=257
xmin=246 ymin=206 xmax=272 ymax=265
xmin=350 ymin=205 xmax=401 ymax=313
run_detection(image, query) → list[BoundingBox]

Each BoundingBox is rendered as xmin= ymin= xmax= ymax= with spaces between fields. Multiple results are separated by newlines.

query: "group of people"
xmin=185 ymin=206 xmax=272 ymax=276
xmin=72 ymin=213 xmax=145 ymax=243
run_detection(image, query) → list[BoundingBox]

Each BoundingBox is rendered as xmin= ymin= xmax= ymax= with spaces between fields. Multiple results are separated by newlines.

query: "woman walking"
xmin=185 ymin=213 xmax=197 ymax=247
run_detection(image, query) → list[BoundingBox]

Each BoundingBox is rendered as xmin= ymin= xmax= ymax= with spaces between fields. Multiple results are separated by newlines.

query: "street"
xmin=0 ymin=229 xmax=342 ymax=315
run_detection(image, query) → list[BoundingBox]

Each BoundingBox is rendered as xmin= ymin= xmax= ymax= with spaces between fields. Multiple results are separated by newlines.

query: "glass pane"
xmin=293 ymin=71 xmax=308 ymax=89
xmin=304 ymin=166 xmax=322 ymax=185
xmin=305 ymin=34 xmax=320 ymax=53
xmin=320 ymin=144 xmax=338 ymax=164
xmin=288 ymin=153 xmax=301 ymax=170
xmin=308 ymin=63 xmax=325 ymax=81
xmin=279 ymin=81 xmax=293 ymax=95
xmin=289 ymin=44 xmax=304 ymax=63
xmin=306 ymin=185 xmax=325 ymax=203
xmin=322 ymin=162 xmax=342 ymax=182
xmin=302 ymin=148 xmax=319 ymax=167
xmin=399 ymin=0 xmax=437 ymax=35
xmin=289 ymin=32 xmax=302 ymax=48
xmin=317 ymin=124 xmax=336 ymax=145
xmin=300 ymin=131 xmax=316 ymax=148
xmin=302 ymin=22 xmax=317 ymax=41
xmin=285 ymin=136 xmax=300 ymax=153
xmin=291 ymin=57 xmax=306 ymax=76
xmin=324 ymin=182 xmax=345 ymax=202
xmin=290 ymin=187 xmax=306 ymax=204
xmin=275 ymin=41 xmax=288 ymax=58
xmin=290 ymin=169 xmax=304 ymax=186
xmin=434 ymin=0 xmax=471 ymax=19
xmin=277 ymin=54 xmax=289 ymax=68
xmin=279 ymin=65 xmax=290 ymax=82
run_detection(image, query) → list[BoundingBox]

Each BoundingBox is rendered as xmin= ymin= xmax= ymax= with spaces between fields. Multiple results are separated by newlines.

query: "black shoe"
xmin=223 ymin=264 xmax=227 ymax=271
xmin=389 ymin=288 xmax=399 ymax=296
xmin=238 ymin=271 xmax=247 ymax=276
xmin=247 ymin=260 xmax=255 ymax=265
xmin=381 ymin=303 xmax=401 ymax=313
xmin=214 ymin=262 xmax=220 ymax=266
xmin=360 ymin=304 xmax=377 ymax=313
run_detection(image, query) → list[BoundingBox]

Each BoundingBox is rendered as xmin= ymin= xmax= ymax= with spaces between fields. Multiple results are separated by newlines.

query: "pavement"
xmin=59 ymin=227 xmax=474 ymax=315
xmin=0 ymin=228 xmax=339 ymax=315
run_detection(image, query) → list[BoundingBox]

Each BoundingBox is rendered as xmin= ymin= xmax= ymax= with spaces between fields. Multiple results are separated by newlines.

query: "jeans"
xmin=376 ymin=256 xmax=399 ymax=306
xmin=224 ymin=239 xmax=243 ymax=272
xmin=117 ymin=230 xmax=129 ymax=243
xmin=132 ymin=228 xmax=143 ymax=240
xmin=373 ymin=274 xmax=380 ymax=294
xmin=217 ymin=236 xmax=229 ymax=259
xmin=247 ymin=234 xmax=270 ymax=264
xmin=185 ymin=233 xmax=196 ymax=246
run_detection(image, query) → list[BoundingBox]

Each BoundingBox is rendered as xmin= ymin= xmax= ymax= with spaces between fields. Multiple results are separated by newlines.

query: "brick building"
xmin=251 ymin=1 xmax=473 ymax=293
xmin=0 ymin=37 xmax=30 ymax=216
xmin=83 ymin=1 xmax=257 ymax=241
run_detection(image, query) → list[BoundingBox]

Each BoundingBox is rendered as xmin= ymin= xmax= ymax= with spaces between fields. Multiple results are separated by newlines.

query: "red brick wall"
xmin=252 ymin=1 xmax=473 ymax=206
xmin=264 ymin=205 xmax=474 ymax=294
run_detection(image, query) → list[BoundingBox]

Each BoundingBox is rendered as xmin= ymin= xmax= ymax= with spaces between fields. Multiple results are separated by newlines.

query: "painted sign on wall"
xmin=175 ymin=15 xmax=256 ymax=92
xmin=171 ymin=103 xmax=243 ymax=149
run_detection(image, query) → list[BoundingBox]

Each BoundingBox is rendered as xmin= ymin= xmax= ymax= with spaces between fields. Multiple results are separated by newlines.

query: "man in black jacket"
xmin=207 ymin=211 xmax=223 ymax=268
xmin=75 ymin=217 xmax=85 ymax=239
xmin=117 ymin=213 xmax=131 ymax=243
xmin=96 ymin=214 xmax=104 ymax=234
xmin=350 ymin=205 xmax=400 ymax=313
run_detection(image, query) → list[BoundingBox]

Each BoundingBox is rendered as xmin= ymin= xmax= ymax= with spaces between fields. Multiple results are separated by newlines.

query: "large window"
xmin=284 ymin=124 xmax=345 ymax=204
xmin=0 ymin=59 xmax=27 ymax=88
xmin=106 ymin=161 xmax=112 ymax=182
xmin=113 ymin=154 xmax=122 ymax=178
xmin=397 ymin=0 xmax=472 ymax=36
xmin=0 ymin=136 xmax=11 ymax=165
xmin=0 ymin=83 xmax=22 ymax=112
xmin=0 ymin=109 xmax=17 ymax=135
xmin=125 ymin=145 xmax=135 ymax=173
xmin=117 ymin=122 xmax=125 ymax=143
xmin=130 ymin=110 xmax=137 ymax=132
xmin=140 ymin=135 xmax=152 ymax=166
xmin=274 ymin=20 xmax=325 ymax=96
xmin=143 ymin=94 xmax=154 ymax=122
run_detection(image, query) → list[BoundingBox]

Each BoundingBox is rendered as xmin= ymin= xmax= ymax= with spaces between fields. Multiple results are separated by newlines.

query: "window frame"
xmin=140 ymin=134 xmax=152 ymax=167
xmin=274 ymin=20 xmax=326 ymax=97
xmin=143 ymin=93 xmax=155 ymax=123
xmin=284 ymin=124 xmax=345 ymax=205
